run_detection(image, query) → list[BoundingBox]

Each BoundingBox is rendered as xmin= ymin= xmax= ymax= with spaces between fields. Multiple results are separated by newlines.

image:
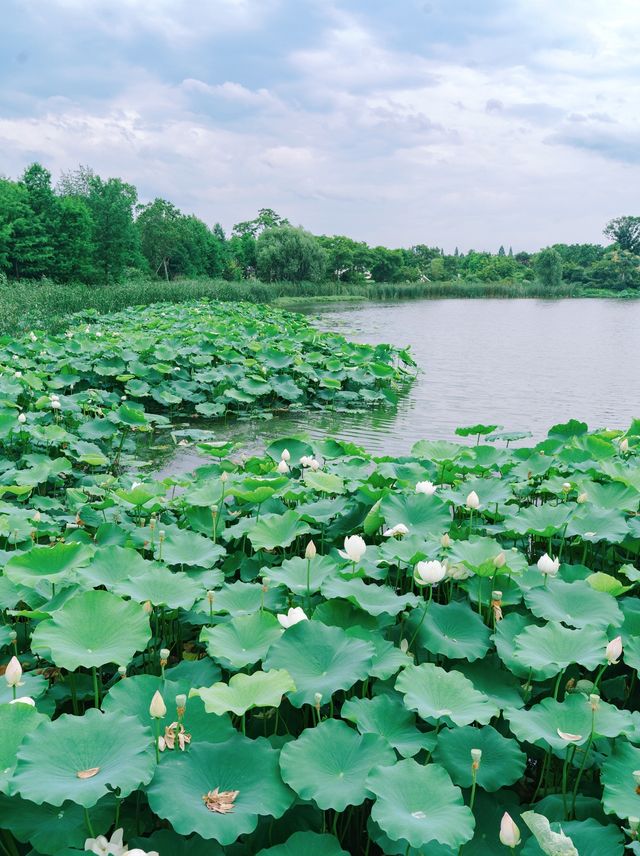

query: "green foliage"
xmin=535 ymin=247 xmax=563 ymax=287
xmin=256 ymin=225 xmax=327 ymax=282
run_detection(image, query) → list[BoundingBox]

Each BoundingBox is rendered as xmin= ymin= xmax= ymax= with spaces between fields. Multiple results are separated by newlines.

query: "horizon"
xmin=2 ymin=1 xmax=639 ymax=252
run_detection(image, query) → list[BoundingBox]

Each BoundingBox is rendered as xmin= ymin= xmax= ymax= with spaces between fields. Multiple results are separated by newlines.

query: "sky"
xmin=1 ymin=0 xmax=639 ymax=251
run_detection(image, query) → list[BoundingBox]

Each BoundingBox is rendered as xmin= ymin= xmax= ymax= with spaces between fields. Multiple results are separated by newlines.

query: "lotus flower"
xmin=383 ymin=523 xmax=409 ymax=537
xmin=305 ymin=540 xmax=317 ymax=559
xmin=441 ymin=533 xmax=451 ymax=548
xmin=537 ymin=553 xmax=560 ymax=576
xmin=149 ymin=690 xmax=167 ymax=719
xmin=277 ymin=607 xmax=308 ymax=629
xmin=85 ymin=828 xmax=127 ymax=856
xmin=309 ymin=458 xmax=320 ymax=471
xmin=465 ymin=490 xmax=480 ymax=510
xmin=9 ymin=696 xmax=35 ymax=706
xmin=620 ymin=438 xmax=629 ymax=453
xmin=416 ymin=480 xmax=437 ymax=495
xmin=277 ymin=459 xmax=290 ymax=474
xmin=338 ymin=535 xmax=367 ymax=563
xmin=4 ymin=656 xmax=23 ymax=688
xmin=300 ymin=455 xmax=312 ymax=467
xmin=606 ymin=635 xmax=623 ymax=665
xmin=280 ymin=448 xmax=291 ymax=462
xmin=414 ymin=560 xmax=447 ymax=585
xmin=17 ymin=412 xmax=26 ymax=424
xmin=499 ymin=812 xmax=521 ymax=847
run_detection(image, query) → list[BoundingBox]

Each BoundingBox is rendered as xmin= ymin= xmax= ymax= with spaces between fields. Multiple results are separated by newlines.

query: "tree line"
xmin=1 ymin=163 xmax=639 ymax=290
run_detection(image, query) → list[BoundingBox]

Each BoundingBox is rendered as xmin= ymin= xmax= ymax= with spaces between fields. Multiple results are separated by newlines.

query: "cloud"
xmin=1 ymin=0 xmax=640 ymax=250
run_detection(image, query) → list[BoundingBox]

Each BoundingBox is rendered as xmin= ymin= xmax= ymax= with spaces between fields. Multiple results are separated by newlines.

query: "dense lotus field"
xmin=0 ymin=302 xmax=639 ymax=855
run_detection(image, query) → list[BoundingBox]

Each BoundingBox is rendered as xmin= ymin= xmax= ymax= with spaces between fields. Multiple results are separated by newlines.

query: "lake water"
xmin=155 ymin=298 xmax=640 ymax=475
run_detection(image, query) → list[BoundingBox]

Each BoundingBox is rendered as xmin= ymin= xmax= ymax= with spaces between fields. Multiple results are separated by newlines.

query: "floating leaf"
xmin=395 ymin=663 xmax=498 ymax=726
xmin=192 ymin=669 xmax=295 ymax=716
xmin=200 ymin=612 xmax=283 ymax=670
xmin=342 ymin=695 xmax=436 ymax=758
xmin=524 ymin=579 xmax=623 ymax=629
xmin=513 ymin=621 xmax=608 ymax=676
xmin=432 ymin=724 xmax=526 ymax=791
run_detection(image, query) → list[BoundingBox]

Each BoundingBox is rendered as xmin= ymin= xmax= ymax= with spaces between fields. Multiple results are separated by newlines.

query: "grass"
xmin=0 ymin=275 xmax=634 ymax=335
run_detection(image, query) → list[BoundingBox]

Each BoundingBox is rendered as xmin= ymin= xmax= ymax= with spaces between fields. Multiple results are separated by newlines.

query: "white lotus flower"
xmin=414 ymin=560 xmax=447 ymax=585
xmin=338 ymin=535 xmax=367 ymax=563
xmin=305 ymin=540 xmax=317 ymax=559
xmin=128 ymin=849 xmax=160 ymax=856
xmin=577 ymin=492 xmax=588 ymax=504
xmin=85 ymin=828 xmax=127 ymax=856
xmin=606 ymin=635 xmax=623 ymax=665
xmin=14 ymin=371 xmax=22 ymax=378
xmin=280 ymin=448 xmax=291 ymax=462
xmin=29 ymin=332 xmax=37 ymax=342
xmin=309 ymin=458 xmax=320 ymax=471
xmin=620 ymin=438 xmax=629 ymax=453
xmin=149 ymin=690 xmax=166 ymax=719
xmin=17 ymin=412 xmax=26 ymax=424
xmin=537 ymin=553 xmax=560 ymax=576
xmin=300 ymin=455 xmax=312 ymax=467
xmin=9 ymin=696 xmax=35 ymax=706
xmin=499 ymin=812 xmax=521 ymax=847
xmin=465 ymin=490 xmax=480 ymax=510
xmin=440 ymin=533 xmax=451 ymax=548
xmin=51 ymin=400 xmax=61 ymax=411
xmin=5 ymin=656 xmax=23 ymax=687
xmin=493 ymin=551 xmax=506 ymax=568
xmin=277 ymin=607 xmax=308 ymax=629
xmin=416 ymin=480 xmax=437 ymax=495
xmin=383 ymin=523 xmax=409 ymax=538
xmin=276 ymin=459 xmax=290 ymax=474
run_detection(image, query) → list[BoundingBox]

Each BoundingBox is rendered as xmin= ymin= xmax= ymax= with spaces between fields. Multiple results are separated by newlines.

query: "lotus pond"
xmin=0 ymin=299 xmax=639 ymax=855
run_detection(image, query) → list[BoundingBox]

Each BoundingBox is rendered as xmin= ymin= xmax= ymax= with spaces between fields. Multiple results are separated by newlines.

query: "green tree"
xmin=136 ymin=198 xmax=181 ymax=279
xmin=534 ymin=248 xmax=563 ymax=287
xmin=52 ymin=196 xmax=95 ymax=282
xmin=233 ymin=208 xmax=289 ymax=239
xmin=604 ymin=216 xmax=640 ymax=254
xmin=256 ymin=226 xmax=326 ymax=282
xmin=87 ymin=176 xmax=139 ymax=284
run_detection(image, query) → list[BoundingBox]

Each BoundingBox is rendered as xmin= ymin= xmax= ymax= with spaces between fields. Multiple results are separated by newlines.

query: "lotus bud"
xmin=465 ymin=490 xmax=480 ymax=510
xmin=499 ymin=812 xmax=521 ymax=848
xmin=606 ymin=635 xmax=623 ymax=665
xmin=150 ymin=690 xmax=167 ymax=719
xmin=338 ymin=535 xmax=367 ymax=563
xmin=493 ymin=552 xmax=506 ymax=569
xmin=8 ymin=630 xmax=16 ymax=643
xmin=414 ymin=560 xmax=447 ymax=586
xmin=176 ymin=693 xmax=187 ymax=717
xmin=280 ymin=448 xmax=291 ymax=462
xmin=14 ymin=371 xmax=22 ymax=378
xmin=142 ymin=600 xmax=152 ymax=615
xmin=314 ymin=692 xmax=322 ymax=712
xmin=117 ymin=665 xmax=127 ymax=678
xmin=309 ymin=458 xmax=320 ymax=471
xmin=470 ymin=748 xmax=482 ymax=769
xmin=206 ymin=590 xmax=215 ymax=604
xmin=32 ymin=510 xmax=41 ymax=523
xmin=17 ymin=412 xmax=26 ymax=424
xmin=221 ymin=471 xmax=228 ymax=483
xmin=416 ymin=480 xmax=437 ymax=495
xmin=10 ymin=696 xmax=35 ymax=706
xmin=577 ymin=491 xmax=588 ymax=504
xmin=537 ymin=553 xmax=560 ymax=576
xmin=51 ymin=400 xmax=61 ymax=410
xmin=440 ymin=532 xmax=451 ymax=548
xmin=277 ymin=459 xmax=290 ymax=474
xmin=305 ymin=540 xmax=317 ymax=559
xmin=561 ymin=482 xmax=572 ymax=493
xmin=400 ymin=638 xmax=409 ymax=653
xmin=589 ymin=693 xmax=600 ymax=711
xmin=5 ymin=656 xmax=23 ymax=687
xmin=621 ymin=438 xmax=629 ymax=453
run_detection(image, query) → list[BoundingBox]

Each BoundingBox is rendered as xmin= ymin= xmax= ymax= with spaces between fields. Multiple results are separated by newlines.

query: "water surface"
xmin=154 ymin=298 xmax=640 ymax=474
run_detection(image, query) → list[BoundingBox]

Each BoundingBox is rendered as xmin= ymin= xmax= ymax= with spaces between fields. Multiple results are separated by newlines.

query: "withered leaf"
xmin=202 ymin=787 xmax=239 ymax=813
xmin=76 ymin=766 xmax=100 ymax=779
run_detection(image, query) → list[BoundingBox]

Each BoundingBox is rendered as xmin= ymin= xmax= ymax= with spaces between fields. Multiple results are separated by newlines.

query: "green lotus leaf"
xmin=407 ymin=599 xmax=491 ymax=662
xmin=79 ymin=545 xmax=157 ymax=588
xmin=0 ymin=793 xmax=114 ymax=856
xmin=502 ymin=503 xmax=574 ymax=537
xmin=192 ymin=669 xmax=295 ymax=716
xmin=566 ymin=506 xmax=629 ymax=543
xmin=493 ymin=612 xmax=546 ymax=678
xmin=0 ymin=671 xmax=48 ymax=705
xmin=256 ymin=831 xmax=350 ymax=856
xmin=264 ymin=620 xmax=375 ymax=707
xmin=303 ymin=470 xmax=345 ymax=494
xmin=513 ymin=621 xmax=609 ymax=676
xmin=200 ymin=612 xmax=283 ymax=669
xmin=507 ymin=693 xmax=632 ymax=754
xmin=10 ymin=708 xmax=155 ymax=807
xmin=521 ymin=818 xmax=623 ymax=856
xmin=247 ymin=511 xmax=313 ymax=551
xmin=585 ymin=572 xmax=631 ymax=597
xmin=31 ymin=589 xmax=151 ymax=670
xmin=5 ymin=542 xmax=93 ymax=587
xmin=456 ymin=656 xmax=525 ymax=710
xmin=321 ymin=576 xmax=419 ymax=616
xmin=448 ymin=536 xmax=511 ymax=577
xmin=524 ymin=579 xmax=622 ymax=629
xmin=342 ymin=695 xmax=436 ymax=758
xmin=102 ymin=674 xmax=234 ymax=744
xmin=432 ymin=724 xmax=526 ymax=791
xmin=208 ymin=581 xmax=288 ymax=616
xmin=379 ymin=493 xmax=450 ymax=538
xmin=146 ymin=735 xmax=294 ymax=844
xmin=0 ymin=703 xmax=47 ymax=793
xmin=521 ymin=810 xmax=579 ymax=855
xmin=266 ymin=437 xmax=314 ymax=463
xmin=597 ymin=741 xmax=640 ymax=821
xmin=279 ymin=719 xmax=395 ymax=811
xmin=265 ymin=554 xmax=339 ymax=594
xmin=411 ymin=439 xmax=462 ymax=461
xmin=112 ymin=563 xmax=202 ymax=609
xmin=159 ymin=528 xmax=225 ymax=568
xmin=395 ymin=663 xmax=498 ymax=726
xmin=367 ymin=758 xmax=475 ymax=850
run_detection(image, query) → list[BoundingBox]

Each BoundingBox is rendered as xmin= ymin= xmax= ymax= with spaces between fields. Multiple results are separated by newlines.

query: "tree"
xmin=256 ymin=226 xmax=326 ymax=282
xmin=498 ymin=245 xmax=506 ymax=256
xmin=52 ymin=196 xmax=95 ymax=282
xmin=233 ymin=208 xmax=289 ymax=239
xmin=136 ymin=198 xmax=181 ymax=279
xmin=534 ymin=248 xmax=563 ymax=287
xmin=604 ymin=216 xmax=640 ymax=254
xmin=86 ymin=176 xmax=139 ymax=284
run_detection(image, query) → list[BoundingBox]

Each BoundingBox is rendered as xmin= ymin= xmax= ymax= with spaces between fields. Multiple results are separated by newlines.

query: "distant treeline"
xmin=1 ymin=162 xmax=640 ymax=291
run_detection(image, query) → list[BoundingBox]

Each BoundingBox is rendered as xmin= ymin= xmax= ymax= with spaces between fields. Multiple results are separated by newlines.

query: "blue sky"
xmin=1 ymin=0 xmax=639 ymax=250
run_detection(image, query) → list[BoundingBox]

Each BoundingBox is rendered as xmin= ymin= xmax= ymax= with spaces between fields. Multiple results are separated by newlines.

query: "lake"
xmin=155 ymin=297 xmax=640 ymax=475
